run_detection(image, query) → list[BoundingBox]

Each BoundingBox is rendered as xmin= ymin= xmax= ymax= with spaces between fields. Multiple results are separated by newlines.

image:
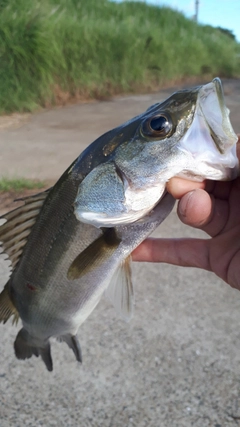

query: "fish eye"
xmin=142 ymin=114 xmax=173 ymax=138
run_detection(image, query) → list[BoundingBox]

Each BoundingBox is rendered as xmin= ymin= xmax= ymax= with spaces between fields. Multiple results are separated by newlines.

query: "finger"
xmin=206 ymin=180 xmax=233 ymax=200
xmin=237 ymin=135 xmax=240 ymax=160
xmin=177 ymin=189 xmax=212 ymax=226
xmin=225 ymin=177 xmax=240 ymax=231
xmin=167 ymin=177 xmax=205 ymax=199
xmin=177 ymin=188 xmax=229 ymax=236
xmin=132 ymin=237 xmax=211 ymax=270
xmin=168 ymin=176 xmax=233 ymax=201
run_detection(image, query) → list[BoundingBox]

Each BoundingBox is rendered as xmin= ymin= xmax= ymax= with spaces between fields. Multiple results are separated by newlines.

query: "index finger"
xmin=166 ymin=177 xmax=206 ymax=199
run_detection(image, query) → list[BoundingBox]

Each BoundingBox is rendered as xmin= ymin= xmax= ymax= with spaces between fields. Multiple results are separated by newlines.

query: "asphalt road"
xmin=0 ymin=79 xmax=239 ymax=427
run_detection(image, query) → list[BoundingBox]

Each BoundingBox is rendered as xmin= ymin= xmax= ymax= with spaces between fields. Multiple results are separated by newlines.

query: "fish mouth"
xmin=199 ymin=77 xmax=237 ymax=153
xmin=179 ymin=78 xmax=239 ymax=181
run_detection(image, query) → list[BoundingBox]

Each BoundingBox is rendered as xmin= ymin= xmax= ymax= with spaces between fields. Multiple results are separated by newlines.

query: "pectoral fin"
xmin=67 ymin=228 xmax=121 ymax=280
xmin=105 ymin=256 xmax=134 ymax=321
xmin=0 ymin=282 xmax=19 ymax=325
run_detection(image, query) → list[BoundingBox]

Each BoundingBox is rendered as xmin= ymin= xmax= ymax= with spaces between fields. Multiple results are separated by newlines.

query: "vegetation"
xmin=216 ymin=27 xmax=236 ymax=41
xmin=0 ymin=178 xmax=45 ymax=192
xmin=0 ymin=0 xmax=239 ymax=113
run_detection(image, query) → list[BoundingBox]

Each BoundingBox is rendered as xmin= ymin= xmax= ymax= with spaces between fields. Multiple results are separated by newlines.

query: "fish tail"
xmin=14 ymin=328 xmax=53 ymax=372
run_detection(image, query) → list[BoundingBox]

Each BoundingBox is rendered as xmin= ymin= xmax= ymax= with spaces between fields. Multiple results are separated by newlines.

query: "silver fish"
xmin=0 ymin=78 xmax=238 ymax=371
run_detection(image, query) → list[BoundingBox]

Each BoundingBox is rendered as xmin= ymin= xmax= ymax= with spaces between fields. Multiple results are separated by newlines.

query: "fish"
xmin=0 ymin=78 xmax=238 ymax=371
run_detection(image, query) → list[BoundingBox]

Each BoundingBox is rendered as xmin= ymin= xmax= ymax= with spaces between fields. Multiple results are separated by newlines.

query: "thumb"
xmin=177 ymin=189 xmax=212 ymax=227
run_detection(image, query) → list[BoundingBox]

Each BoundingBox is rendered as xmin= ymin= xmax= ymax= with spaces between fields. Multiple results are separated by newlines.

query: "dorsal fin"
xmin=0 ymin=189 xmax=50 ymax=269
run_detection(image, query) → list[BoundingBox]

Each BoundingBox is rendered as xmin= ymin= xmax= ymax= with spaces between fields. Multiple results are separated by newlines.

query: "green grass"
xmin=0 ymin=177 xmax=45 ymax=192
xmin=0 ymin=0 xmax=239 ymax=112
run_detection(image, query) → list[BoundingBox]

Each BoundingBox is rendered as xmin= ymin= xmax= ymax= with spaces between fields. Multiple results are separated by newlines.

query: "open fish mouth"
xmin=200 ymin=77 xmax=237 ymax=152
xmin=179 ymin=78 xmax=238 ymax=180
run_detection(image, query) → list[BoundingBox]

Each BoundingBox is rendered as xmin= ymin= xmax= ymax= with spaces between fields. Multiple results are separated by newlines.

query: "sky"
xmin=136 ymin=1 xmax=240 ymax=42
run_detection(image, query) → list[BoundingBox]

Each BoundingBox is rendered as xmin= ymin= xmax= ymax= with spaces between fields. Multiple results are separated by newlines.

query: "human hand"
xmin=132 ymin=138 xmax=240 ymax=290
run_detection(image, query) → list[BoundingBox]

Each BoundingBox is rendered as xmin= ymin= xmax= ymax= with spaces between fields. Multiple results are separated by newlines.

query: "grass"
xmin=0 ymin=0 xmax=239 ymax=112
xmin=0 ymin=178 xmax=46 ymax=192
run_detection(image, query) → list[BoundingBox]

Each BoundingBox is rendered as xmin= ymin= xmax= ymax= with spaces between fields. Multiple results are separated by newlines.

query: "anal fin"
xmin=0 ymin=282 xmax=19 ymax=325
xmin=105 ymin=255 xmax=134 ymax=322
xmin=58 ymin=334 xmax=82 ymax=363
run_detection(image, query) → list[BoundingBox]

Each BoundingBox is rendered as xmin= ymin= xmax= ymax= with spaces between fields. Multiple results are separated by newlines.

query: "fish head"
xmin=74 ymin=78 xmax=238 ymax=227
xmin=114 ymin=77 xmax=238 ymax=182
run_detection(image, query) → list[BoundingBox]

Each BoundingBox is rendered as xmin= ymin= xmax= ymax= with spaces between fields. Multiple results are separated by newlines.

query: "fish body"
xmin=0 ymin=78 xmax=238 ymax=371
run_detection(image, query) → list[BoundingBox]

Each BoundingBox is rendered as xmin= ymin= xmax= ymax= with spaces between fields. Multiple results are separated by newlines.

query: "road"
xmin=0 ymin=79 xmax=239 ymax=427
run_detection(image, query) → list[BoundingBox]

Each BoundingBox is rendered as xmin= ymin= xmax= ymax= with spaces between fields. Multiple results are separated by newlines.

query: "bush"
xmin=0 ymin=0 xmax=239 ymax=112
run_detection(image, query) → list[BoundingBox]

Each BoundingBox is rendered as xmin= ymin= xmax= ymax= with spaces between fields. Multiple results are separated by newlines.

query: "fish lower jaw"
xmin=176 ymin=168 xmax=236 ymax=182
xmin=178 ymin=140 xmax=239 ymax=181
xmin=76 ymin=206 xmax=156 ymax=228
xmin=177 ymin=150 xmax=239 ymax=181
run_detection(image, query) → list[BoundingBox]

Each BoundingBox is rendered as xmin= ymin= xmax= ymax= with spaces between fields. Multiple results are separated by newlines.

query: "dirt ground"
xmin=0 ymin=78 xmax=239 ymax=427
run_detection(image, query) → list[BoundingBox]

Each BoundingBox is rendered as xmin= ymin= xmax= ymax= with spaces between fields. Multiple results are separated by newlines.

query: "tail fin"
xmin=14 ymin=328 xmax=53 ymax=372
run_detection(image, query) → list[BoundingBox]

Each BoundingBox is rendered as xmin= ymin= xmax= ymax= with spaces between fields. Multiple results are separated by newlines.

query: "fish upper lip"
xmin=212 ymin=77 xmax=230 ymax=142
xmin=212 ymin=77 xmax=225 ymax=110
xmin=198 ymin=77 xmax=238 ymax=153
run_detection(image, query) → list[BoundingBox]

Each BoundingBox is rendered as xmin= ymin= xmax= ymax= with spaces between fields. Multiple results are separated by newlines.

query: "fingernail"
xmin=178 ymin=191 xmax=194 ymax=217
